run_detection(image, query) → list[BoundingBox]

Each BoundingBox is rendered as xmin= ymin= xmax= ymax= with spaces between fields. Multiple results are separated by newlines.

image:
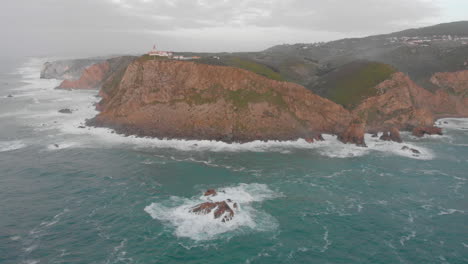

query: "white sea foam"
xmin=400 ymin=231 xmax=416 ymax=246
xmin=436 ymin=118 xmax=468 ymax=131
xmin=144 ymin=183 xmax=279 ymax=241
xmin=0 ymin=140 xmax=27 ymax=152
xmin=437 ymin=209 xmax=465 ymax=216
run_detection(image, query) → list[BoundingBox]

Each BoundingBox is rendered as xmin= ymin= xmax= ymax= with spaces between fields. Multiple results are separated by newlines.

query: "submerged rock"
xmin=58 ymin=108 xmax=73 ymax=114
xmin=401 ymin=146 xmax=421 ymax=154
xmin=305 ymin=134 xmax=325 ymax=143
xmin=190 ymin=201 xmax=235 ymax=223
xmin=204 ymin=189 xmax=217 ymax=197
xmin=412 ymin=126 xmax=442 ymax=137
xmin=379 ymin=127 xmax=402 ymax=143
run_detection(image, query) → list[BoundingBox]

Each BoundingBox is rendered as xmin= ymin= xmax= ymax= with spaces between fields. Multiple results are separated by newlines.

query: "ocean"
xmin=0 ymin=57 xmax=467 ymax=264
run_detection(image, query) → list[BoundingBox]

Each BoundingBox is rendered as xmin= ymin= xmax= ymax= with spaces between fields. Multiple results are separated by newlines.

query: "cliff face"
xmin=352 ymin=72 xmax=468 ymax=132
xmin=56 ymin=56 xmax=136 ymax=90
xmin=58 ymin=62 xmax=110 ymax=90
xmin=430 ymin=70 xmax=468 ymax=96
xmin=41 ymin=58 xmax=105 ymax=80
xmin=89 ymin=59 xmax=353 ymax=142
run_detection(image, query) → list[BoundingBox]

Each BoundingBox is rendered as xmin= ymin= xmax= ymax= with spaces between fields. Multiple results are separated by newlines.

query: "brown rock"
xmin=338 ymin=120 xmax=366 ymax=147
xmin=379 ymin=127 xmax=402 ymax=143
xmin=305 ymin=134 xmax=324 ymax=143
xmin=190 ymin=201 xmax=235 ymax=223
xmin=88 ymin=59 xmax=352 ymax=142
xmin=204 ymin=189 xmax=217 ymax=196
xmin=58 ymin=61 xmax=110 ymax=90
xmin=412 ymin=126 xmax=443 ymax=137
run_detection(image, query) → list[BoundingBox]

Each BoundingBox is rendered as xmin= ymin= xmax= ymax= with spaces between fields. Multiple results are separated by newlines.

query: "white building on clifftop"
xmin=148 ymin=45 xmax=173 ymax=57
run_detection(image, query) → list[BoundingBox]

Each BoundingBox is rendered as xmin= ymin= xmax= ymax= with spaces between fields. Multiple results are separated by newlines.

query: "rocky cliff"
xmin=352 ymin=72 xmax=468 ymax=132
xmin=41 ymin=58 xmax=105 ymax=80
xmin=87 ymin=59 xmax=353 ymax=142
xmin=42 ymin=54 xmax=468 ymax=144
xmin=56 ymin=56 xmax=136 ymax=90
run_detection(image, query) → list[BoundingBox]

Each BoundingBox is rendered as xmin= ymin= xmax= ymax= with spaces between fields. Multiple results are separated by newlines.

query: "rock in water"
xmin=338 ymin=121 xmax=366 ymax=147
xmin=305 ymin=134 xmax=325 ymax=143
xmin=401 ymin=146 xmax=421 ymax=154
xmin=190 ymin=201 xmax=235 ymax=223
xmin=58 ymin=108 xmax=73 ymax=114
xmin=204 ymin=189 xmax=217 ymax=196
xmin=379 ymin=127 xmax=402 ymax=143
xmin=412 ymin=126 xmax=443 ymax=137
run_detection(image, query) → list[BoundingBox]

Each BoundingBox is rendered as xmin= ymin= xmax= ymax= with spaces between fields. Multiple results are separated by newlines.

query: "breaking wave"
xmin=144 ymin=183 xmax=279 ymax=241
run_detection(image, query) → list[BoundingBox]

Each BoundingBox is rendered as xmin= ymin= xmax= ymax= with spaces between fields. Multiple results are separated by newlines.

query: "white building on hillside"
xmin=148 ymin=45 xmax=173 ymax=57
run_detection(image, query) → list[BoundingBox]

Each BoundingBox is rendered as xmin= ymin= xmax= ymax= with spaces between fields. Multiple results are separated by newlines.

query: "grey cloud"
xmin=0 ymin=0 xmax=443 ymax=57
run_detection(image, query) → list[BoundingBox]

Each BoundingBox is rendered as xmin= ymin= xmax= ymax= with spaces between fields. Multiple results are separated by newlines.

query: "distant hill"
xmin=382 ymin=21 xmax=468 ymax=38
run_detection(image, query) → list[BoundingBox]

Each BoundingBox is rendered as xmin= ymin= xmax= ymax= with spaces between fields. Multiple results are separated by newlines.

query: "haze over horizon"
xmin=1 ymin=0 xmax=467 ymax=57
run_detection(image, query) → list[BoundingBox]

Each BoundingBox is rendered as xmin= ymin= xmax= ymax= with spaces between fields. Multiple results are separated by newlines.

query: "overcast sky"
xmin=1 ymin=0 xmax=467 ymax=57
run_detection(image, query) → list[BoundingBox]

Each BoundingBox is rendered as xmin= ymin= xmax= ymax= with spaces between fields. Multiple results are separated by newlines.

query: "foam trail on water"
xmin=0 ymin=140 xmax=27 ymax=152
xmin=144 ymin=183 xmax=279 ymax=241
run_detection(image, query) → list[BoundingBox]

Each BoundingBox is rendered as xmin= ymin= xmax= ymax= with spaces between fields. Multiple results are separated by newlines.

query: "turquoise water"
xmin=1 ymin=57 xmax=467 ymax=264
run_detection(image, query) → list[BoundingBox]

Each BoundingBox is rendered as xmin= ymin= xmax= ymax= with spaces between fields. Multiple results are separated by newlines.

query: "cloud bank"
xmin=0 ymin=0 xmax=453 ymax=57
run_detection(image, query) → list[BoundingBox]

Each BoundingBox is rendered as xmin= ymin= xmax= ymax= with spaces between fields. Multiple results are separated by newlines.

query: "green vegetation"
xmin=225 ymin=89 xmax=287 ymax=109
xmin=195 ymin=56 xmax=286 ymax=81
xmin=316 ymin=61 xmax=396 ymax=109
xmin=227 ymin=57 xmax=285 ymax=81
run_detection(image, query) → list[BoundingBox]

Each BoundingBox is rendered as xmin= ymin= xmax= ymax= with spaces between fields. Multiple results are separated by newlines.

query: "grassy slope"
xmin=310 ymin=61 xmax=396 ymax=109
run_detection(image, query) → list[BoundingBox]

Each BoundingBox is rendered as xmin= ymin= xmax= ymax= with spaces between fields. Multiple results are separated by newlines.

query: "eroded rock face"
xmin=379 ymin=127 xmax=402 ymax=143
xmin=351 ymin=72 xmax=467 ymax=137
xmin=190 ymin=201 xmax=235 ymax=223
xmin=412 ymin=126 xmax=443 ymax=137
xmin=353 ymin=73 xmax=436 ymax=131
xmin=41 ymin=59 xmax=105 ymax=80
xmin=88 ymin=59 xmax=352 ymax=142
xmin=58 ymin=62 xmax=110 ymax=90
xmin=338 ymin=121 xmax=366 ymax=147
xmin=430 ymin=70 xmax=468 ymax=97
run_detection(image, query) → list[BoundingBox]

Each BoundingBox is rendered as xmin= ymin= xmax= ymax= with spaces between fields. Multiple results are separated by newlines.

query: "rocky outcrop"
xmin=401 ymin=146 xmax=421 ymax=154
xmin=58 ymin=108 xmax=73 ymax=114
xmin=56 ymin=56 xmax=136 ymax=90
xmin=338 ymin=120 xmax=366 ymax=147
xmin=58 ymin=62 xmax=110 ymax=90
xmin=204 ymin=189 xmax=217 ymax=196
xmin=379 ymin=127 xmax=402 ymax=143
xmin=88 ymin=59 xmax=353 ymax=142
xmin=190 ymin=201 xmax=235 ymax=222
xmin=412 ymin=126 xmax=443 ymax=137
xmin=305 ymin=134 xmax=325 ymax=143
xmin=353 ymin=72 xmax=468 ymax=133
xmin=430 ymin=70 xmax=468 ymax=97
xmin=41 ymin=58 xmax=105 ymax=80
